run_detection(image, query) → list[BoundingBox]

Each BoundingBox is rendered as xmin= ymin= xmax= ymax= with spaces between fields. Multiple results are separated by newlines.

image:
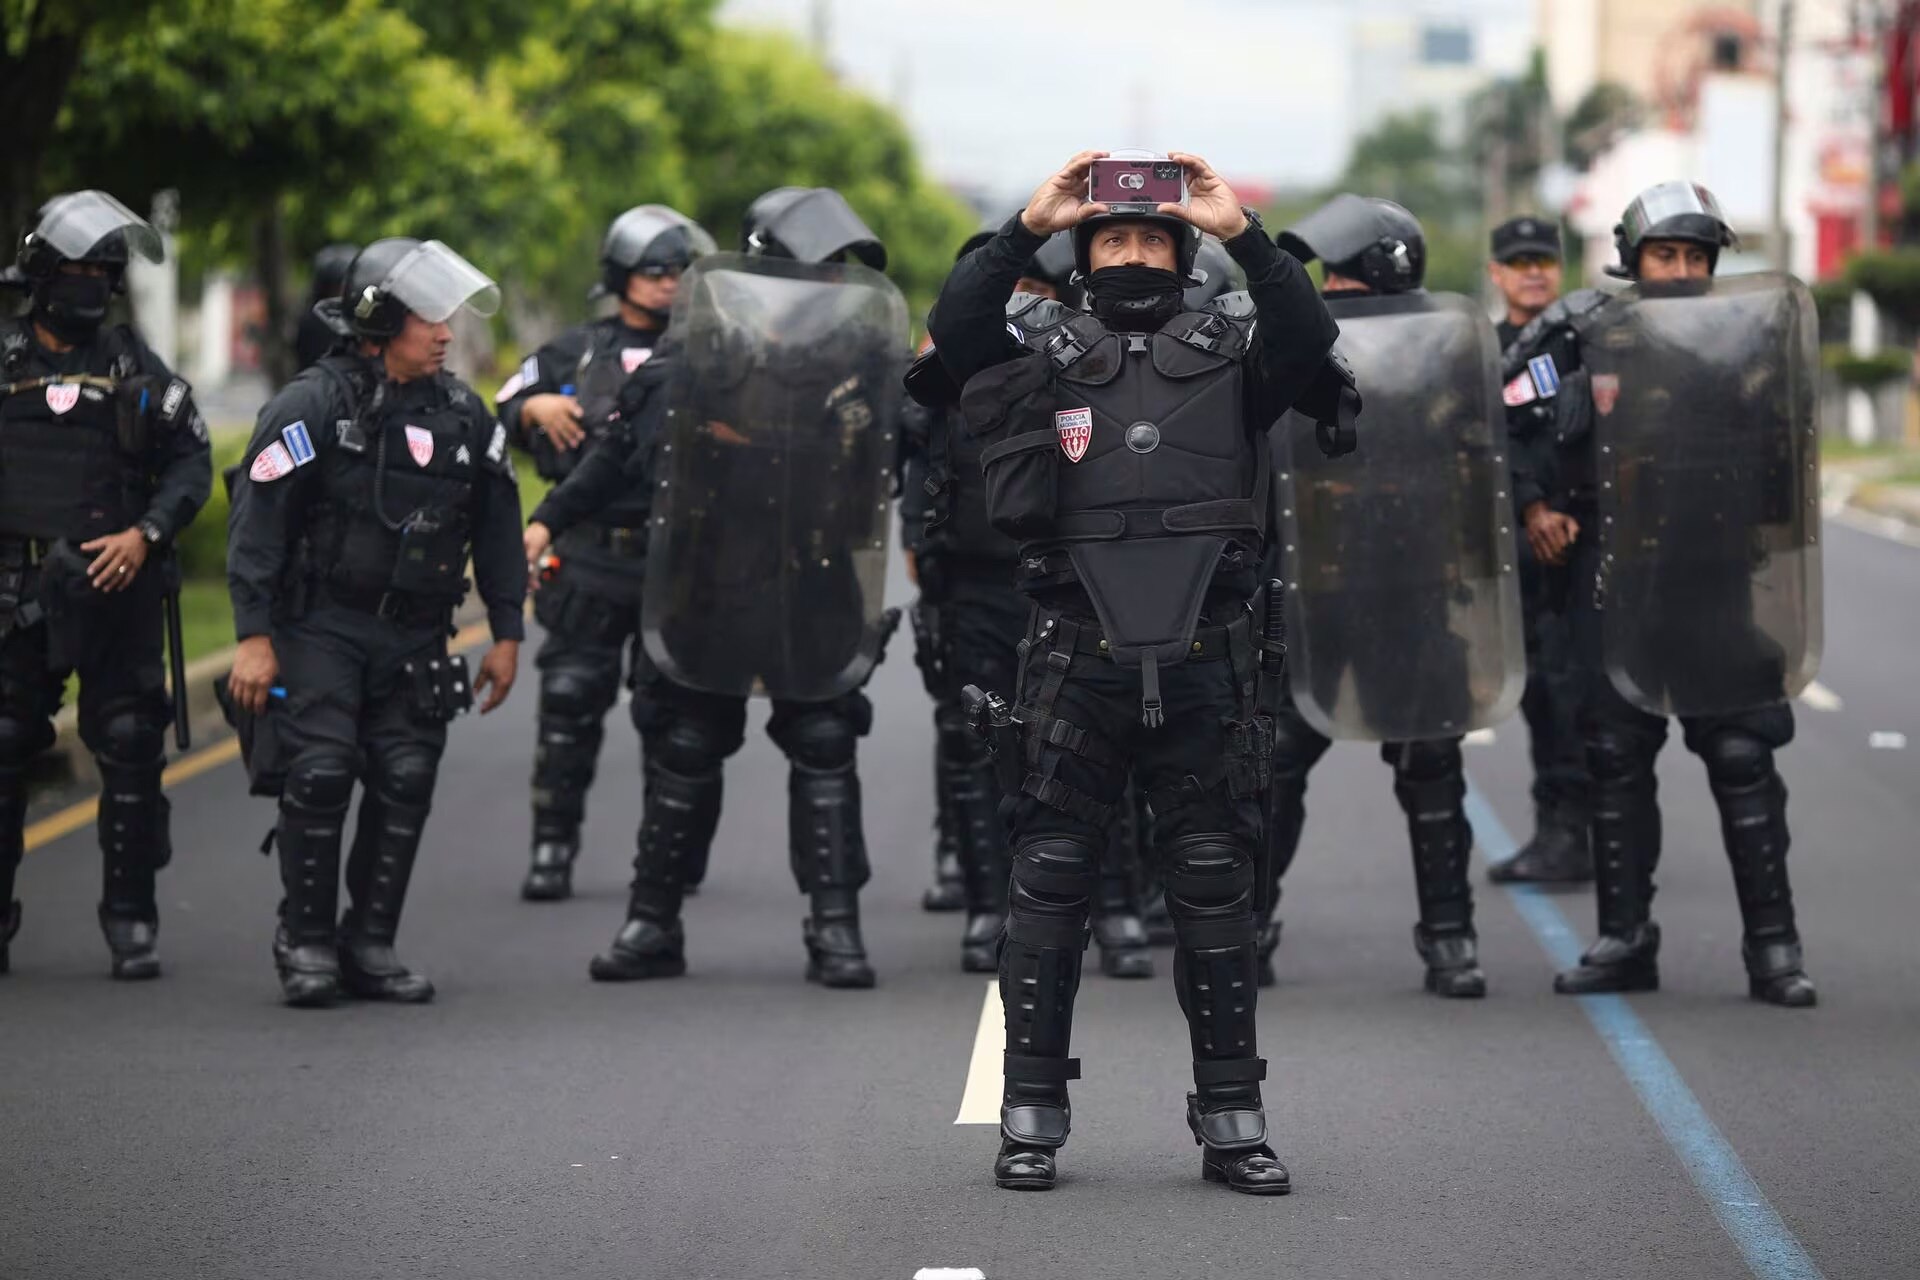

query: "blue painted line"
xmin=1463 ymin=780 xmax=1824 ymax=1280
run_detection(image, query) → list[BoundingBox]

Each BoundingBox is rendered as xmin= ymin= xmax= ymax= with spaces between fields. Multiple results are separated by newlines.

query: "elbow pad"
xmin=1296 ymin=351 xmax=1360 ymax=458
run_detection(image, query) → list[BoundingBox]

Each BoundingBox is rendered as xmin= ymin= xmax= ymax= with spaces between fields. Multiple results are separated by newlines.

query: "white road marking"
xmin=914 ymin=1270 xmax=986 ymax=1280
xmin=953 ymin=981 xmax=1002 ymax=1125
xmin=1463 ymin=728 xmax=1498 ymax=746
xmin=1869 ymin=731 xmax=1908 ymax=750
xmin=1797 ymin=681 xmax=1843 ymax=712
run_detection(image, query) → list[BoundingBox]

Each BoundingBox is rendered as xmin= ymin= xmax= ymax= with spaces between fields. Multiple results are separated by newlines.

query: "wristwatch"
xmin=138 ymin=519 xmax=164 ymax=547
xmin=1235 ymin=206 xmax=1265 ymax=239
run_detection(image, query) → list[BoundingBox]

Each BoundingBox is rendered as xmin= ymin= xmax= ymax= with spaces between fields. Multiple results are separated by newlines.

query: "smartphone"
xmin=1089 ymin=156 xmax=1186 ymax=210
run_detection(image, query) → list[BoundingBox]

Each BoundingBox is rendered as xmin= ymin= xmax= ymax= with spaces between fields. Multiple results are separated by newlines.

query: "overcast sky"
xmin=720 ymin=0 xmax=1534 ymax=202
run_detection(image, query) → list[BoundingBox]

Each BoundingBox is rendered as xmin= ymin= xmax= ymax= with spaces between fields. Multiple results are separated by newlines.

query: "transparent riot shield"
xmin=1275 ymin=291 xmax=1525 ymax=741
xmin=642 ymin=253 xmax=907 ymax=700
xmin=1588 ymin=272 xmax=1822 ymax=717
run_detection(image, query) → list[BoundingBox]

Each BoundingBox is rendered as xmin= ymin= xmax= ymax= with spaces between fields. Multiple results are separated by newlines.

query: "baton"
xmin=163 ymin=579 xmax=190 ymax=750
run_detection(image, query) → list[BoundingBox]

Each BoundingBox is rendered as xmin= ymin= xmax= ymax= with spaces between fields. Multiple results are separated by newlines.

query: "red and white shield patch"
xmin=1055 ymin=407 xmax=1092 ymax=463
xmin=249 ymin=441 xmax=296 ymax=483
xmin=1501 ymin=372 xmax=1537 ymax=408
xmin=405 ymin=425 xmax=434 ymax=467
xmin=621 ymin=346 xmax=651 ymax=374
xmin=1591 ymin=374 xmax=1620 ymax=417
xmin=45 ymin=383 xmax=80 ymax=415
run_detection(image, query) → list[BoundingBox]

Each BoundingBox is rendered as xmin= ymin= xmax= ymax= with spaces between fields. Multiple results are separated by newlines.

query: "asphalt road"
xmin=3 ymin=522 xmax=1916 ymax=1280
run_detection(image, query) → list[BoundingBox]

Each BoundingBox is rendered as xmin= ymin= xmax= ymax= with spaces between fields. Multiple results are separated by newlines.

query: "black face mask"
xmin=32 ymin=272 xmax=115 ymax=343
xmin=1084 ymin=265 xmax=1184 ymax=331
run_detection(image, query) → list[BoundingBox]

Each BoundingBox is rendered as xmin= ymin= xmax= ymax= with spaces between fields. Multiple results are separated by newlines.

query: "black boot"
xmin=1710 ymin=756 xmax=1816 ymax=1007
xmin=1557 ymin=746 xmax=1661 ymax=996
xmin=923 ymin=734 xmax=967 ymax=911
xmin=996 ymin=920 xmax=1087 ymax=1191
xmin=1187 ymin=1064 xmax=1291 ymax=1196
xmin=1555 ymin=922 xmax=1661 ymax=993
xmin=97 ymin=752 xmax=166 ymax=981
xmin=1394 ymin=744 xmax=1485 ymax=998
xmin=589 ymin=910 xmax=687 ymax=980
xmin=591 ymin=762 xmax=720 ymax=981
xmin=804 ymin=887 xmax=875 ymax=989
xmin=274 ymin=792 xmax=348 ymax=1008
xmin=522 ymin=835 xmax=578 ymax=901
xmin=338 ymin=789 xmax=434 ymax=1003
xmin=950 ymin=743 xmax=1008 ymax=974
xmin=1489 ymin=801 xmax=1594 ymax=884
xmin=790 ymin=760 xmax=875 ymax=988
xmin=1092 ymin=864 xmax=1153 ymax=979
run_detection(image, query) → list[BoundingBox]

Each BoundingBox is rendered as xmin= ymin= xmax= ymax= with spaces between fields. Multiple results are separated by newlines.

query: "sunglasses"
xmin=1500 ymin=254 xmax=1559 ymax=271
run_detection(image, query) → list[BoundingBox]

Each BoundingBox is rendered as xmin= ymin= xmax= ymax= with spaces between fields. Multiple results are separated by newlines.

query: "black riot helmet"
xmin=309 ymin=243 xmax=359 ymax=303
xmin=16 ymin=191 xmax=163 ymax=339
xmin=1278 ymin=193 xmax=1426 ymax=295
xmin=594 ymin=204 xmax=718 ymax=299
xmin=958 ymin=220 xmax=1081 ymax=306
xmin=321 ymin=237 xmax=501 ymax=342
xmin=1071 ymin=210 xmax=1202 ymax=285
xmin=1612 ymin=181 xmax=1736 ymax=278
xmin=1182 ymin=235 xmax=1240 ymax=309
xmin=742 ymin=187 xmax=886 ymax=269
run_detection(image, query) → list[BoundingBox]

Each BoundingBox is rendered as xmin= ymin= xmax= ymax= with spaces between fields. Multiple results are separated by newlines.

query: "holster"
xmin=402 ymin=652 xmax=474 ymax=725
xmin=963 ymin=684 xmax=1027 ymax=803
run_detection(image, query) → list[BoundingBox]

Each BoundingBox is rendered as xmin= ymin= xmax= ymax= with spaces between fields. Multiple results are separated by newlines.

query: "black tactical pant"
xmin=270 ymin=601 xmax=453 ymax=951
xmin=529 ymin=536 xmax=647 ymax=849
xmin=997 ymin=602 xmax=1269 ymax=1151
xmin=1265 ymin=683 xmax=1474 ymax=937
xmin=1566 ymin=534 xmax=1799 ymax=942
xmin=0 ymin=557 xmax=171 ymax=927
xmin=622 ymin=667 xmax=874 ymax=924
xmin=1519 ymin=553 xmax=1589 ymax=818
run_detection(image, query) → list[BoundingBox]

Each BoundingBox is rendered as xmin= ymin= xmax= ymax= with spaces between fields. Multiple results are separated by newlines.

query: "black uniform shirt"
xmin=228 ymin=353 xmax=527 ymax=643
xmin=496 ymin=315 xmax=662 ymax=450
xmin=1502 ymin=292 xmax=1604 ymax=516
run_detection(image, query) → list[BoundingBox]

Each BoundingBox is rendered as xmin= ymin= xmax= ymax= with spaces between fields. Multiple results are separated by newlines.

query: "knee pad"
xmin=1007 ymin=835 xmax=1098 ymax=948
xmin=0 ymin=715 xmax=49 ymax=770
xmin=285 ymin=749 xmax=358 ymax=814
xmin=1586 ymin=730 xmax=1651 ymax=785
xmin=1162 ymin=833 xmax=1254 ymax=908
xmin=371 ymin=746 xmax=439 ymax=808
xmin=93 ymin=698 xmax=165 ymax=768
xmin=1385 ymin=738 xmax=1462 ymax=783
xmin=775 ymin=709 xmax=858 ymax=772
xmin=1697 ymin=730 xmax=1773 ymax=791
xmin=541 ymin=662 xmax=618 ymax=722
xmin=649 ymin=713 xmax=735 ymax=777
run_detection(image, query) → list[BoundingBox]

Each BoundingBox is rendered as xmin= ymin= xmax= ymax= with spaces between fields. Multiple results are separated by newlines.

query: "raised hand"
xmin=1020 ymin=151 xmax=1112 ymax=236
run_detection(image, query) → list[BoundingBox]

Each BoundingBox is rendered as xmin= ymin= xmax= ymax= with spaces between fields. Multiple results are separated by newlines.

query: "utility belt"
xmin=321 ymin=582 xmax=458 ymax=630
xmin=569 ymin=521 xmax=649 ymax=558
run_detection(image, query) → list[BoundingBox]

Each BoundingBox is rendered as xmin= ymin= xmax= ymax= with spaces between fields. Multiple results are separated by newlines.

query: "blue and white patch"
xmin=520 ymin=356 xmax=540 ymax=388
xmin=1527 ymin=353 xmax=1561 ymax=399
xmin=280 ymin=420 xmax=316 ymax=467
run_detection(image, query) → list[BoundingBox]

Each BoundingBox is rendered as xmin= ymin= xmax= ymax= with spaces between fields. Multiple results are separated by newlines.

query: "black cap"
xmin=1490 ymin=216 xmax=1561 ymax=262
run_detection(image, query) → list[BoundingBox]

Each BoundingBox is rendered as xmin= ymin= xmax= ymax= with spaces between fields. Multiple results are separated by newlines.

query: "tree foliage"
xmin=19 ymin=0 xmax=971 ymax=368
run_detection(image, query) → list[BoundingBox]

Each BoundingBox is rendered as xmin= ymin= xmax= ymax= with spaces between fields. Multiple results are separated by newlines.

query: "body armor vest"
xmin=305 ymin=361 xmax=480 ymax=603
xmin=927 ymin=401 xmax=1021 ymax=564
xmin=0 ymin=321 xmax=141 ymax=542
xmin=999 ymin=293 xmax=1268 ymax=720
xmin=532 ymin=321 xmax=656 ymax=530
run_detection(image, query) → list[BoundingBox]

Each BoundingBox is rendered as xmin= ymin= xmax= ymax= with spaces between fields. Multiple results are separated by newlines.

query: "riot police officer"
xmin=920 ymin=150 xmax=1356 ymax=1193
xmin=0 ymin=191 xmax=210 ymax=979
xmin=904 ymin=227 xmax=1153 ymax=978
xmin=1485 ymin=216 xmax=1592 ymax=883
xmin=524 ymin=186 xmax=905 ymax=990
xmin=227 ymin=238 xmax=525 ymax=1007
xmin=1506 ymin=183 xmax=1817 ymax=1006
xmin=500 ymin=206 xmax=715 ymax=902
xmin=294 ymin=244 xmax=358 ymax=374
xmin=1259 ymin=195 xmax=1517 ymax=999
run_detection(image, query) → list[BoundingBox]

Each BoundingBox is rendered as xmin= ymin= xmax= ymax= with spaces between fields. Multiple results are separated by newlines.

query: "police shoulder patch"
xmin=280 ymin=420 xmax=316 ymax=466
xmin=485 ymin=422 xmax=507 ymax=464
xmin=520 ymin=355 xmax=540 ymax=387
xmin=249 ymin=440 xmax=296 ymax=482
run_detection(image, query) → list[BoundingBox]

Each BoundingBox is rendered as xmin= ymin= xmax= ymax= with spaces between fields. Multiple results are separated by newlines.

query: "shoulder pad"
xmin=1004 ymin=292 xmax=1074 ymax=348
xmin=1204 ymin=290 xmax=1256 ymax=322
xmin=1504 ymin=289 xmax=1608 ymax=374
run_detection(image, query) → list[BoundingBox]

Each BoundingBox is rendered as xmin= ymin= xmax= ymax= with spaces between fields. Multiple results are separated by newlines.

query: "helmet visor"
xmin=756 ymin=189 xmax=885 ymax=269
xmin=34 ymin=191 xmax=163 ymax=265
xmin=1620 ymin=182 xmax=1729 ymax=246
xmin=605 ymin=205 xmax=718 ymax=273
xmin=378 ymin=241 xmax=500 ymax=323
